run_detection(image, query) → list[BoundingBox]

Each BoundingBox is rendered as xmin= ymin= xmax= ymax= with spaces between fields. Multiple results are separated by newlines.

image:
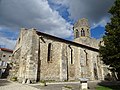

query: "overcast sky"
xmin=0 ymin=0 xmax=114 ymax=49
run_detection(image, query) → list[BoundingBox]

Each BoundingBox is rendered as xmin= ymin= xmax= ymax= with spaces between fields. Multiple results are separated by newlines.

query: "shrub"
xmin=10 ymin=77 xmax=17 ymax=81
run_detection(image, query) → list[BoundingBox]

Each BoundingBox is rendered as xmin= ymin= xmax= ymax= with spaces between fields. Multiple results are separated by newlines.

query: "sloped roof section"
xmin=0 ymin=48 xmax=13 ymax=53
xmin=36 ymin=30 xmax=99 ymax=52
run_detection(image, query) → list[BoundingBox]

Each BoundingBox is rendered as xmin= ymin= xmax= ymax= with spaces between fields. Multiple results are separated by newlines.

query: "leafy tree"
xmin=99 ymin=0 xmax=120 ymax=80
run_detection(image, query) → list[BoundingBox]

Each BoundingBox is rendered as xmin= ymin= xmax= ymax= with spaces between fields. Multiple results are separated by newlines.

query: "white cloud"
xmin=0 ymin=0 xmax=72 ymax=38
xmin=0 ymin=36 xmax=16 ymax=49
xmin=50 ymin=0 xmax=114 ymax=27
xmin=0 ymin=0 xmax=73 ymax=49
xmin=0 ymin=0 xmax=115 ymax=49
xmin=91 ymin=17 xmax=110 ymax=29
xmin=0 ymin=27 xmax=18 ymax=49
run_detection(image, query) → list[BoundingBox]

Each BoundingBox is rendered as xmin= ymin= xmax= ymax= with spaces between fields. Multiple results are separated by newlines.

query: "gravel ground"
xmin=30 ymin=81 xmax=98 ymax=90
xmin=1 ymin=79 xmax=120 ymax=90
xmin=31 ymin=82 xmax=80 ymax=90
xmin=0 ymin=79 xmax=97 ymax=90
xmin=0 ymin=79 xmax=39 ymax=90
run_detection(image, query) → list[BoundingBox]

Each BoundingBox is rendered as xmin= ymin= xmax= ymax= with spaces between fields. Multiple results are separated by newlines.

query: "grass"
xmin=96 ymin=86 xmax=112 ymax=90
xmin=96 ymin=85 xmax=120 ymax=90
xmin=64 ymin=85 xmax=72 ymax=89
xmin=10 ymin=77 xmax=17 ymax=81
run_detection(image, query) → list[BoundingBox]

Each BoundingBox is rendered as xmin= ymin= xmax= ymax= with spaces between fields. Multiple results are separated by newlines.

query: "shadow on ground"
xmin=0 ymin=79 xmax=11 ymax=86
xmin=33 ymin=83 xmax=80 ymax=90
xmin=97 ymin=81 xmax=120 ymax=90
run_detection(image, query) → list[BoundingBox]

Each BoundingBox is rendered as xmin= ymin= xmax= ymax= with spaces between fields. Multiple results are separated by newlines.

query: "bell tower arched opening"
xmin=73 ymin=18 xmax=90 ymax=39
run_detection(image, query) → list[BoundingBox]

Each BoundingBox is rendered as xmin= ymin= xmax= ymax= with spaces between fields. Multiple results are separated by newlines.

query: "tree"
xmin=99 ymin=0 xmax=120 ymax=80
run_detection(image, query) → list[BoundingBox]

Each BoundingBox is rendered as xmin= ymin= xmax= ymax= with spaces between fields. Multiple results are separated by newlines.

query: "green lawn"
xmin=96 ymin=85 xmax=120 ymax=90
xmin=96 ymin=86 xmax=112 ymax=90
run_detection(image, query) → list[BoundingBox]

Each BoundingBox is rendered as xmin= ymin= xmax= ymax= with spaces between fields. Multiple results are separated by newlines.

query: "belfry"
xmin=73 ymin=18 xmax=90 ymax=38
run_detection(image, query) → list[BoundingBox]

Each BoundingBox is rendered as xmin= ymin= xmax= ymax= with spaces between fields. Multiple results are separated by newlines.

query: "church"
xmin=10 ymin=18 xmax=108 ymax=83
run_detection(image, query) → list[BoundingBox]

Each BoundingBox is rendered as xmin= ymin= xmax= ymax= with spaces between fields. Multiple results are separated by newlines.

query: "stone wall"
xmin=11 ymin=28 xmax=106 ymax=83
xmin=11 ymin=29 xmax=38 ymax=83
xmin=37 ymin=33 xmax=103 ymax=81
xmin=39 ymin=36 xmax=62 ymax=81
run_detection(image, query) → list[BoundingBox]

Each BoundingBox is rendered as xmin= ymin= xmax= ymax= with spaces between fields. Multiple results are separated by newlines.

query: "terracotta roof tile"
xmin=0 ymin=48 xmax=13 ymax=53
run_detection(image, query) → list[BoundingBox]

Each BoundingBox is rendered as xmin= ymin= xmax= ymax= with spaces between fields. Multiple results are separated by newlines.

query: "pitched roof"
xmin=36 ymin=31 xmax=99 ymax=52
xmin=0 ymin=48 xmax=13 ymax=53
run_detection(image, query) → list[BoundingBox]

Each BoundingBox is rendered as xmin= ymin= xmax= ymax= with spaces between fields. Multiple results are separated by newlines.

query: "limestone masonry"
xmin=10 ymin=18 xmax=109 ymax=83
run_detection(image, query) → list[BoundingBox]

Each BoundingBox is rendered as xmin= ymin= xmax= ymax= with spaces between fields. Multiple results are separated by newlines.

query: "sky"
xmin=0 ymin=0 xmax=114 ymax=49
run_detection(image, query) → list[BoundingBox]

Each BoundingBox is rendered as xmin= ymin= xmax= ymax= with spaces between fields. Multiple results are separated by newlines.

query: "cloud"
xmin=50 ymin=0 xmax=114 ymax=27
xmin=0 ymin=36 xmax=16 ymax=49
xmin=91 ymin=17 xmax=110 ymax=29
xmin=0 ymin=27 xmax=18 ymax=49
xmin=0 ymin=0 xmax=72 ymax=38
xmin=0 ymin=0 xmax=115 ymax=49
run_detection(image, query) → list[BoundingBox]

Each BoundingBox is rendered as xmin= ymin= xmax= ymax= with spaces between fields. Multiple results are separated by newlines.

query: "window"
xmin=68 ymin=45 xmax=73 ymax=64
xmin=87 ymin=29 xmax=89 ymax=34
xmin=87 ymin=29 xmax=89 ymax=31
xmin=76 ymin=29 xmax=79 ymax=38
xmin=81 ymin=28 xmax=85 ymax=36
xmin=1 ymin=61 xmax=4 ymax=66
xmin=84 ymin=50 xmax=88 ymax=66
xmin=70 ymin=49 xmax=73 ymax=64
xmin=0 ymin=61 xmax=2 ymax=66
xmin=18 ymin=38 xmax=20 ymax=44
xmin=47 ymin=43 xmax=52 ymax=62
xmin=3 ymin=55 xmax=6 ymax=57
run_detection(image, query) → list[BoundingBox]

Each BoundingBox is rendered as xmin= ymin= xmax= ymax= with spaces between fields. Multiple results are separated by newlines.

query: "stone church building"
xmin=11 ymin=18 xmax=106 ymax=83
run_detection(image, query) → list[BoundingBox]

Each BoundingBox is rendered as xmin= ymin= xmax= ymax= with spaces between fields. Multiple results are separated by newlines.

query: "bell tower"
xmin=73 ymin=18 xmax=90 ymax=39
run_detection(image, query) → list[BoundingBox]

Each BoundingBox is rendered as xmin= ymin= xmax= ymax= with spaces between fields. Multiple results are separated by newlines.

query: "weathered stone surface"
xmin=26 ymin=79 xmax=30 ymax=84
xmin=22 ymin=79 xmax=26 ymax=84
xmin=10 ymin=19 xmax=109 ymax=83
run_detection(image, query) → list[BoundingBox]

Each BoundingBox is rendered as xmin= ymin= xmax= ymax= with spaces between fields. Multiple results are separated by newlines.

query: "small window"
xmin=81 ymin=28 xmax=85 ymax=36
xmin=3 ymin=55 xmax=6 ymax=57
xmin=18 ymin=38 xmax=20 ymax=44
xmin=76 ymin=29 xmax=79 ymax=38
xmin=47 ymin=43 xmax=52 ymax=62
xmin=87 ymin=29 xmax=89 ymax=33
xmin=69 ymin=45 xmax=73 ymax=64
xmin=70 ymin=49 xmax=73 ymax=64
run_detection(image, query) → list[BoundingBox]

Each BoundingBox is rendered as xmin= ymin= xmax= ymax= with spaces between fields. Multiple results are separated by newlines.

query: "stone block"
xmin=26 ymin=79 xmax=31 ymax=84
xmin=79 ymin=78 xmax=88 ymax=90
xmin=22 ymin=79 xmax=26 ymax=84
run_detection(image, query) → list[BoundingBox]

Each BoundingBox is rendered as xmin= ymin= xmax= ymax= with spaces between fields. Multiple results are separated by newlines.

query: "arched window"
xmin=68 ymin=45 xmax=73 ymax=64
xmin=47 ymin=43 xmax=52 ymax=62
xmin=81 ymin=28 xmax=85 ymax=36
xmin=76 ymin=29 xmax=79 ymax=38
xmin=18 ymin=38 xmax=20 ymax=44
xmin=87 ymin=29 xmax=89 ymax=33
xmin=84 ymin=50 xmax=88 ymax=66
